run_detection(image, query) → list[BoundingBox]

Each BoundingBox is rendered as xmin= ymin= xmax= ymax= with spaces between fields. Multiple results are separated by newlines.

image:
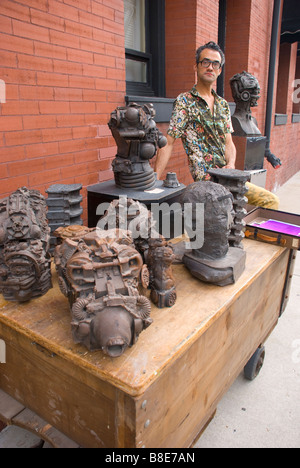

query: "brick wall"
xmin=0 ymin=0 xmax=124 ymax=224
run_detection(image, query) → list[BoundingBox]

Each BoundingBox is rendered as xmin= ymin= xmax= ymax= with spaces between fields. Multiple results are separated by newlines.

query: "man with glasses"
xmin=155 ymin=41 xmax=279 ymax=209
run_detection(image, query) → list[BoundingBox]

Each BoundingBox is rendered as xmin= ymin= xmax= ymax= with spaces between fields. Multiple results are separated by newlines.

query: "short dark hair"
xmin=195 ymin=41 xmax=225 ymax=66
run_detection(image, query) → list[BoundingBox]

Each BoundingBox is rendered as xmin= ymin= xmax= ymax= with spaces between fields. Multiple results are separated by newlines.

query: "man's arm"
xmin=223 ymin=133 xmax=236 ymax=169
xmin=154 ymin=134 xmax=176 ymax=179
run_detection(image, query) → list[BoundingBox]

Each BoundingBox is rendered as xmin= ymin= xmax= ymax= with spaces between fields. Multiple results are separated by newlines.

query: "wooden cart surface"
xmin=0 ymin=239 xmax=291 ymax=448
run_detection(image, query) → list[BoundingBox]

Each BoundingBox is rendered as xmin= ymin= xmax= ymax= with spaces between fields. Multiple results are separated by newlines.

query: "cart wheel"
xmin=244 ymin=346 xmax=265 ymax=381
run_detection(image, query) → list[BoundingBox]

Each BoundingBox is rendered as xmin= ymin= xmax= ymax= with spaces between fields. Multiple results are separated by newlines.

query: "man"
xmin=155 ymin=41 xmax=279 ymax=209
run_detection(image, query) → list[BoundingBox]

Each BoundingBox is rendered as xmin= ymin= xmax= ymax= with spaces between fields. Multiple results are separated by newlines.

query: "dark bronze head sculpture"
xmin=0 ymin=187 xmax=52 ymax=301
xmin=108 ymin=102 xmax=167 ymax=190
xmin=54 ymin=227 xmax=152 ymax=357
xmin=182 ymin=181 xmax=234 ymax=260
xmin=230 ymin=71 xmax=261 ymax=136
xmin=181 ymin=181 xmax=246 ymax=286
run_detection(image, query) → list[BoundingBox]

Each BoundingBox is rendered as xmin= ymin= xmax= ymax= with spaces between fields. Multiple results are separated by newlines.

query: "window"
xmin=124 ymin=0 xmax=165 ymax=97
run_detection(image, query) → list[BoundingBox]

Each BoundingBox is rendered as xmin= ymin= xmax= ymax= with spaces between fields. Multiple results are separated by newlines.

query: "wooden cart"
xmin=0 ymin=239 xmax=295 ymax=448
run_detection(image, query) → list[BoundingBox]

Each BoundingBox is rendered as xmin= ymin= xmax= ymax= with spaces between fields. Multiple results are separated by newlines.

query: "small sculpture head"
xmin=230 ymin=71 xmax=260 ymax=108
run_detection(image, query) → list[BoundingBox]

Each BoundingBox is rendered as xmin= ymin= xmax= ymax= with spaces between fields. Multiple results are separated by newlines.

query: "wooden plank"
xmin=0 ymin=389 xmax=25 ymax=424
xmin=12 ymin=408 xmax=79 ymax=448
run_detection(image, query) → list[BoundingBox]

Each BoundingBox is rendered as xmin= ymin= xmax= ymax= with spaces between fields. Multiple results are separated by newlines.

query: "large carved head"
xmin=54 ymin=228 xmax=152 ymax=357
xmin=181 ymin=181 xmax=234 ymax=259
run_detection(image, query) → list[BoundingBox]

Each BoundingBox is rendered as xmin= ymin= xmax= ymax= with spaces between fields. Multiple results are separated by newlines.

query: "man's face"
xmin=195 ymin=48 xmax=222 ymax=85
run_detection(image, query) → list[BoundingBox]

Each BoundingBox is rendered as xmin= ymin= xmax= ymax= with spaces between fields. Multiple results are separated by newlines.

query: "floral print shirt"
xmin=167 ymin=86 xmax=233 ymax=181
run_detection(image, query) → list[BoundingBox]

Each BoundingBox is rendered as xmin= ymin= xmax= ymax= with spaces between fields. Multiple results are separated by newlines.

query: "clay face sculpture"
xmin=99 ymin=197 xmax=177 ymax=308
xmin=54 ymin=227 xmax=152 ymax=357
xmin=230 ymin=71 xmax=261 ymax=136
xmin=181 ymin=181 xmax=246 ymax=286
xmin=108 ymin=102 xmax=167 ymax=190
xmin=0 ymin=187 xmax=52 ymax=301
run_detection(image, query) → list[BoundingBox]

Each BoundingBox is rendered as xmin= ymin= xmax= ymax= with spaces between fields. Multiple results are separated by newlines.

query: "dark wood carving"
xmin=54 ymin=227 xmax=152 ymax=357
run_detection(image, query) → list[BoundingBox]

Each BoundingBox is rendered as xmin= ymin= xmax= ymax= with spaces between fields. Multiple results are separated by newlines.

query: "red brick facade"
xmin=0 ymin=0 xmax=299 ymax=223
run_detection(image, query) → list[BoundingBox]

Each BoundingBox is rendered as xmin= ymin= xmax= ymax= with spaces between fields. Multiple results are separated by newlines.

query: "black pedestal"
xmin=87 ymin=179 xmax=186 ymax=238
xmin=233 ymin=135 xmax=266 ymax=171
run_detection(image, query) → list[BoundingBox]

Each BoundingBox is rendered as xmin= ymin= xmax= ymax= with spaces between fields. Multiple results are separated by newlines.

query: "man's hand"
xmin=223 ymin=162 xmax=235 ymax=169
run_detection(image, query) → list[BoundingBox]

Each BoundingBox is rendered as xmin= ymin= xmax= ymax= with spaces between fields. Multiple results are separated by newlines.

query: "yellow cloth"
xmin=245 ymin=182 xmax=279 ymax=209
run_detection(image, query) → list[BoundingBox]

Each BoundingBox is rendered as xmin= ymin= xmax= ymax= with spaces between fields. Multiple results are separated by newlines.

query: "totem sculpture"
xmin=208 ymin=168 xmax=250 ymax=249
xmin=54 ymin=227 xmax=152 ymax=357
xmin=146 ymin=237 xmax=176 ymax=308
xmin=98 ymin=197 xmax=177 ymax=308
xmin=108 ymin=102 xmax=167 ymax=190
xmin=182 ymin=181 xmax=246 ymax=286
xmin=0 ymin=187 xmax=52 ymax=301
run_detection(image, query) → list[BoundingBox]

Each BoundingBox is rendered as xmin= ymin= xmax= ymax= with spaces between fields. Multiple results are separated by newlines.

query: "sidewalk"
xmin=195 ymin=171 xmax=300 ymax=448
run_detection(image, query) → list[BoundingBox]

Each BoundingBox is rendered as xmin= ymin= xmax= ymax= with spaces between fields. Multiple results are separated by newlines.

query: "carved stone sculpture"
xmin=181 ymin=181 xmax=246 ymax=286
xmin=230 ymin=71 xmax=261 ymax=137
xmin=108 ymin=102 xmax=167 ymax=190
xmin=0 ymin=187 xmax=52 ymax=301
xmin=54 ymin=227 xmax=152 ymax=357
xmin=98 ymin=197 xmax=177 ymax=308
xmin=147 ymin=237 xmax=177 ymax=308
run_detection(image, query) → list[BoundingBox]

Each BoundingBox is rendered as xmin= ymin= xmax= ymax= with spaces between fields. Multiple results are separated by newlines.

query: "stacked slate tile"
xmin=46 ymin=184 xmax=83 ymax=253
xmin=208 ymin=169 xmax=250 ymax=249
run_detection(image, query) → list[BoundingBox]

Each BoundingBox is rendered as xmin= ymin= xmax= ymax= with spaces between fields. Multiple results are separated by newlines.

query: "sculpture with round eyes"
xmin=181 ymin=181 xmax=246 ymax=286
xmin=230 ymin=71 xmax=261 ymax=136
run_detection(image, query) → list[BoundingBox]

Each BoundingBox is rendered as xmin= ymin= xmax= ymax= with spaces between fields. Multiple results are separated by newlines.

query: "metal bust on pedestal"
xmin=230 ymin=71 xmax=267 ymax=172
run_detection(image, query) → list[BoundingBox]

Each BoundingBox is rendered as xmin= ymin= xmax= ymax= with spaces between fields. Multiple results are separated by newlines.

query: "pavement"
xmin=195 ymin=171 xmax=300 ymax=448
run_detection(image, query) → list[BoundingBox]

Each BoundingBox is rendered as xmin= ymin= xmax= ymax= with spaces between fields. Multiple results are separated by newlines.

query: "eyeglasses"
xmin=198 ymin=59 xmax=222 ymax=70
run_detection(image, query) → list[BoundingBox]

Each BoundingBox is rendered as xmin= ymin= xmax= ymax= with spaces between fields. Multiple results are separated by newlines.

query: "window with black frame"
xmin=124 ymin=0 xmax=166 ymax=98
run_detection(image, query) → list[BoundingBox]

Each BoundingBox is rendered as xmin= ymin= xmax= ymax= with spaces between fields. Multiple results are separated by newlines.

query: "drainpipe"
xmin=264 ymin=0 xmax=282 ymax=168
